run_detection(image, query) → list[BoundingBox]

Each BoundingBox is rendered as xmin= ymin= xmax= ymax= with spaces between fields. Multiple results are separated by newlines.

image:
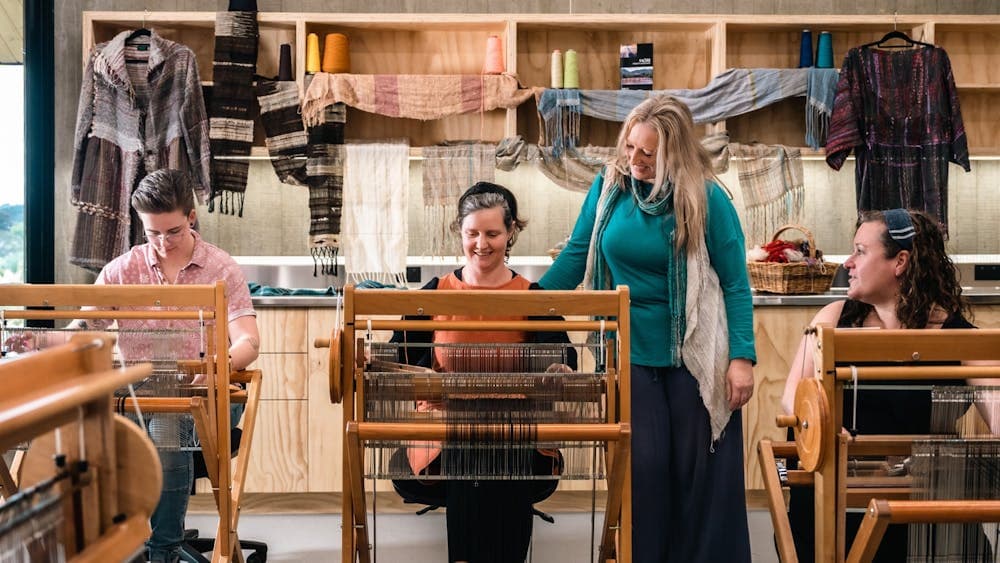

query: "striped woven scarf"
xmin=421 ymin=143 xmax=495 ymax=256
xmin=208 ymin=10 xmax=258 ymax=216
xmin=730 ymin=143 xmax=804 ymax=245
xmin=306 ymin=103 xmax=346 ymax=276
xmin=256 ymin=78 xmax=307 ymax=186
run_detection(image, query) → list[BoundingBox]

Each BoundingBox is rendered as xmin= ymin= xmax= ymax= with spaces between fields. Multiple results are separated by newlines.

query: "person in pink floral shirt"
xmin=92 ymin=168 xmax=259 ymax=563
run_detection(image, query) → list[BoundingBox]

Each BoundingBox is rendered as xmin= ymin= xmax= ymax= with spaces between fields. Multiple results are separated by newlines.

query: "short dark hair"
xmin=131 ymin=169 xmax=197 ymax=215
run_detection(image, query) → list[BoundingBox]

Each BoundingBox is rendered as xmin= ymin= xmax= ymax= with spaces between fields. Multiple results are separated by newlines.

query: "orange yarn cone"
xmin=482 ymin=35 xmax=505 ymax=74
xmin=322 ymin=33 xmax=350 ymax=74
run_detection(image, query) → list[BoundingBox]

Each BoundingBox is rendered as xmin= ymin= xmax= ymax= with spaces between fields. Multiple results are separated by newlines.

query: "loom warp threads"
xmin=551 ymin=49 xmax=564 ymax=88
xmin=816 ymin=31 xmax=834 ymax=68
xmin=305 ymin=33 xmax=320 ymax=74
xmin=563 ymin=49 xmax=580 ymax=89
xmin=322 ymin=33 xmax=350 ymax=73
xmin=483 ymin=35 xmax=506 ymax=74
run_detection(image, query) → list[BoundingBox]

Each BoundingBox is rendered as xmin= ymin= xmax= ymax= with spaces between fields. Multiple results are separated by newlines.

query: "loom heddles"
xmin=1 ymin=326 xmax=199 ymax=451
xmin=0 ymin=486 xmax=65 ymax=563
xmin=907 ymin=386 xmax=1000 ymax=562
xmin=363 ymin=341 xmax=605 ymax=482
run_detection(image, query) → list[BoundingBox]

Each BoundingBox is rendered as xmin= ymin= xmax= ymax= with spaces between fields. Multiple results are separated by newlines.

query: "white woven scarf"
xmin=342 ymin=142 xmax=410 ymax=286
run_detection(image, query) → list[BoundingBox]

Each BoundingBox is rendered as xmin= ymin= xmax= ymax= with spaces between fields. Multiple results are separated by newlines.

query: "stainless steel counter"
xmin=252 ymin=288 xmax=1000 ymax=308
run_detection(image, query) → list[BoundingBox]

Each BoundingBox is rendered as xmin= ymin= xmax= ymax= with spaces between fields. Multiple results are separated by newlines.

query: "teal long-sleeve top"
xmin=539 ymin=174 xmax=756 ymax=367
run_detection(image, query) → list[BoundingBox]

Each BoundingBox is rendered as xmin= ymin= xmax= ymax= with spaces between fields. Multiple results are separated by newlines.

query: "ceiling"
xmin=0 ymin=0 xmax=22 ymax=64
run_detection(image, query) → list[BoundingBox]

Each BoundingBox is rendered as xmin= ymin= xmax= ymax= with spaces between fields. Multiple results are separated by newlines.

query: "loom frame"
xmin=758 ymin=325 xmax=1000 ymax=563
xmin=0 ymin=282 xmax=263 ymax=563
xmin=317 ymin=285 xmax=633 ymax=563
xmin=0 ymin=334 xmax=160 ymax=561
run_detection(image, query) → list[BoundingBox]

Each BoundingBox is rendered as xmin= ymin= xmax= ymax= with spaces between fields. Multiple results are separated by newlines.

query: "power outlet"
xmin=975 ymin=264 xmax=1000 ymax=281
xmin=406 ymin=266 xmax=422 ymax=283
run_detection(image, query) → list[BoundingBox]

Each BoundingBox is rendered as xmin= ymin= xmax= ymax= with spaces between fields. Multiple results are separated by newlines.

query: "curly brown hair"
xmin=840 ymin=209 xmax=970 ymax=328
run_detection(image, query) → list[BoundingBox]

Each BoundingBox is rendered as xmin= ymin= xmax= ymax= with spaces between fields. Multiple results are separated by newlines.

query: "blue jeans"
xmin=146 ymin=414 xmax=194 ymax=563
xmin=144 ymin=405 xmax=243 ymax=562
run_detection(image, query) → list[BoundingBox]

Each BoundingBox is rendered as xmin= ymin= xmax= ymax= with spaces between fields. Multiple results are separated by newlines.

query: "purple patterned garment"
xmin=825 ymin=46 xmax=970 ymax=235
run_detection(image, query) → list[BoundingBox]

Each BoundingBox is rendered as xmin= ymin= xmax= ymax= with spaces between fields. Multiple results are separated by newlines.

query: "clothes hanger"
xmin=125 ymin=10 xmax=151 ymax=44
xmin=861 ymin=12 xmax=933 ymax=49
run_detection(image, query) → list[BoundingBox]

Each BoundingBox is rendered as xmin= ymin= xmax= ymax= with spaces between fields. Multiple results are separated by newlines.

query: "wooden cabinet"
xmin=82 ymin=12 xmax=1000 ymax=155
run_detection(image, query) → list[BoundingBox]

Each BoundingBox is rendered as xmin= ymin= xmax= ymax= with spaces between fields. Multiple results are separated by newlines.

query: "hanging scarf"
xmin=342 ymin=142 xmax=410 ymax=287
xmin=805 ymin=68 xmax=840 ymax=149
xmin=421 ymin=143 xmax=496 ymax=256
xmin=306 ymin=103 xmax=346 ymax=276
xmin=582 ymin=172 xmax=732 ymax=440
xmin=207 ymin=9 xmax=258 ymax=216
xmin=730 ymin=142 xmax=804 ymax=245
xmin=301 ymin=73 xmax=535 ymax=126
xmin=255 ymin=78 xmax=307 ymax=186
xmin=535 ymin=88 xmax=581 ymax=157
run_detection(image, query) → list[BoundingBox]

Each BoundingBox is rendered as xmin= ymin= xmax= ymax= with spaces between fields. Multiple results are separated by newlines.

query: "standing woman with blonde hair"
xmin=540 ymin=96 xmax=756 ymax=562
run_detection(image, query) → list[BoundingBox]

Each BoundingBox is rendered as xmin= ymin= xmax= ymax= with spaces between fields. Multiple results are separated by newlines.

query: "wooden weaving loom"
xmin=315 ymin=285 xmax=634 ymax=563
xmin=758 ymin=325 xmax=1000 ymax=563
xmin=0 ymin=334 xmax=159 ymax=561
xmin=0 ymin=283 xmax=263 ymax=563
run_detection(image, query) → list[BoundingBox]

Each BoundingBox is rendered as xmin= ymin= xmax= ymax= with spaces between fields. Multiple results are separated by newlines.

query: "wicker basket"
xmin=747 ymin=224 xmax=840 ymax=295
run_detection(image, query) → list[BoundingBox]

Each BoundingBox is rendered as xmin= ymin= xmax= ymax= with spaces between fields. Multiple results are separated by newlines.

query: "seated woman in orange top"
xmin=389 ymin=182 xmax=576 ymax=563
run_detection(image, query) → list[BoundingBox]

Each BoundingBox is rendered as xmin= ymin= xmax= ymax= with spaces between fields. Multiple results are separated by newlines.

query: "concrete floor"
xmin=186 ymin=508 xmax=780 ymax=562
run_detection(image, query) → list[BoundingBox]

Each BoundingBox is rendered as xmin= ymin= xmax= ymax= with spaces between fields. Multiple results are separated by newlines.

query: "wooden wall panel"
xmin=745 ymin=306 xmax=821 ymax=490
xmin=307 ymin=308 xmax=344 ymax=492
xmin=245 ymin=400 xmax=309 ymax=493
xmin=250 ymin=353 xmax=309 ymax=400
xmin=257 ymin=308 xmax=308 ymax=353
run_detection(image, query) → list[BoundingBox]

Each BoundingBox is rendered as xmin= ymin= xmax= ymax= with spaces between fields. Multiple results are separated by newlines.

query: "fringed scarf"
xmin=805 ymin=68 xmax=840 ymax=150
xmin=306 ymin=103 xmax=346 ymax=276
xmin=582 ymin=173 xmax=732 ymax=440
xmin=342 ymin=142 xmax=410 ymax=287
xmin=536 ymin=68 xmax=809 ymax=151
xmin=421 ymin=143 xmax=496 ymax=256
xmin=300 ymin=73 xmax=534 ymax=126
xmin=730 ymin=143 xmax=805 ymax=245
xmin=208 ymin=9 xmax=258 ymax=216
xmin=496 ymin=132 xmax=728 ymax=194
xmin=536 ymin=89 xmax=581 ymax=157
xmin=256 ymin=78 xmax=307 ymax=186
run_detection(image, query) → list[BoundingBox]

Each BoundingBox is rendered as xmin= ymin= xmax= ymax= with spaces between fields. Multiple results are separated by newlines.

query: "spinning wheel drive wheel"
xmin=328 ymin=328 xmax=343 ymax=404
xmin=792 ymin=377 xmax=829 ymax=472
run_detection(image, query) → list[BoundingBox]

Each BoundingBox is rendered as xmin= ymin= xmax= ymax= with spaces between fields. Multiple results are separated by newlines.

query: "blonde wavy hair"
xmin=603 ymin=96 xmax=715 ymax=250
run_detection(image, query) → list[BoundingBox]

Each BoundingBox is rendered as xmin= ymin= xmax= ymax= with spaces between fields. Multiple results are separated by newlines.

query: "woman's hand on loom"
xmin=545 ymin=363 xmax=574 ymax=374
xmin=726 ymin=358 xmax=754 ymax=411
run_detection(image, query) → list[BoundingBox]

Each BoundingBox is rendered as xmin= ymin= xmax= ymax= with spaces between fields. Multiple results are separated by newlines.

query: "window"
xmin=0 ymin=64 xmax=24 ymax=283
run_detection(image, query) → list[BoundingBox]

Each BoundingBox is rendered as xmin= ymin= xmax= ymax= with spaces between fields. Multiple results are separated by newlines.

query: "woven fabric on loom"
xmin=208 ymin=10 xmax=258 ymax=215
xmin=421 ymin=143 xmax=496 ymax=256
xmin=342 ymin=142 xmax=410 ymax=287
xmin=256 ymin=79 xmax=307 ymax=186
xmin=306 ymin=103 xmax=346 ymax=276
xmin=300 ymin=73 xmax=534 ymax=125
xmin=731 ymin=143 xmax=804 ymax=245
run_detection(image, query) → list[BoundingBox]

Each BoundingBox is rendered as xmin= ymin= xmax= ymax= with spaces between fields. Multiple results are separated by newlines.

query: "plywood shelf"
xmin=83 ymin=12 xmax=1000 ymax=155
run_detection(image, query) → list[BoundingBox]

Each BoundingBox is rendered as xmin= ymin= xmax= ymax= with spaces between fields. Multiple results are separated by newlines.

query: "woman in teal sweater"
xmin=539 ymin=96 xmax=756 ymax=562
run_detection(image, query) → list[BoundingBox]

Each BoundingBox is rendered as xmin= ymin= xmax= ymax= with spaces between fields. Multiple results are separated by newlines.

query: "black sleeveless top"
xmin=836 ymin=299 xmax=974 ymax=435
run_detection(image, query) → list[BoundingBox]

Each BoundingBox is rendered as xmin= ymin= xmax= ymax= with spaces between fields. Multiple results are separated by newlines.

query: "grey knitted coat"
xmin=70 ymin=30 xmax=210 ymax=272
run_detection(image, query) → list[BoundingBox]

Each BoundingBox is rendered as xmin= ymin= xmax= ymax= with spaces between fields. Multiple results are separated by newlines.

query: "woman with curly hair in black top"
xmin=780 ymin=208 xmax=994 ymax=562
